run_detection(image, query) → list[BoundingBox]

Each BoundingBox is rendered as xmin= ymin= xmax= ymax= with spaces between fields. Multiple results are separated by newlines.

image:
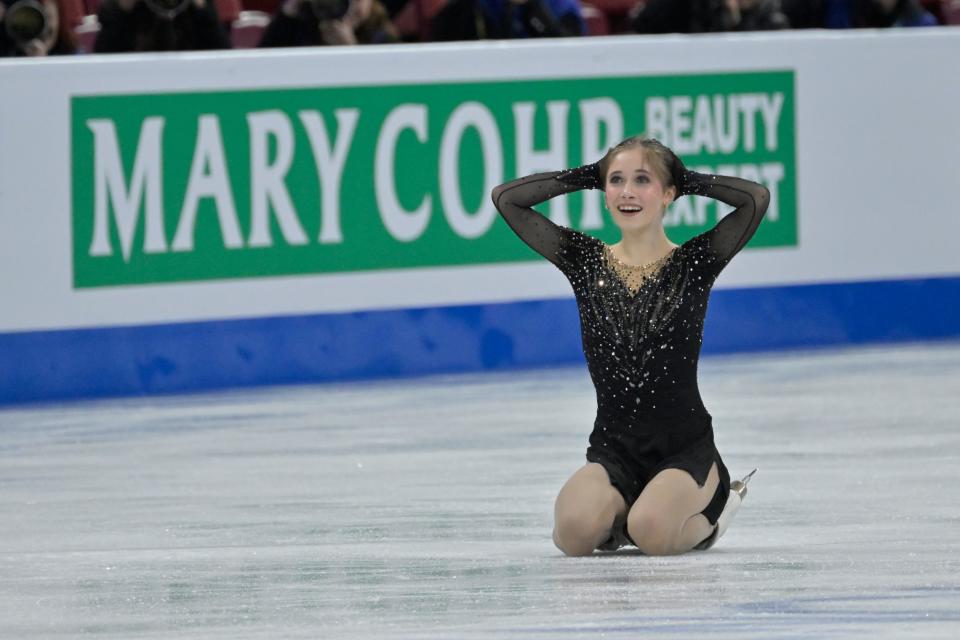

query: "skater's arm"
xmin=491 ymin=164 xmax=601 ymax=265
xmin=676 ymin=169 xmax=770 ymax=264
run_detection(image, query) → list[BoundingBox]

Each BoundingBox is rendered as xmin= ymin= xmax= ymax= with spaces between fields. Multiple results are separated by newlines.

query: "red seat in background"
xmin=581 ymin=2 xmax=610 ymax=36
xmin=587 ymin=0 xmax=639 ymax=34
xmin=940 ymin=0 xmax=960 ymax=23
xmin=240 ymin=0 xmax=280 ymax=13
xmin=231 ymin=9 xmax=271 ymax=46
xmin=59 ymin=0 xmax=86 ymax=26
xmin=74 ymin=14 xmax=100 ymax=51
xmin=586 ymin=0 xmax=636 ymax=15
xmin=217 ymin=0 xmax=242 ymax=23
xmin=392 ymin=0 xmax=446 ymax=41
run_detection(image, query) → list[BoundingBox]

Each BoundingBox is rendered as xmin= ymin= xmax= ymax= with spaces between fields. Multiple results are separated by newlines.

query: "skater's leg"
xmin=626 ymin=462 xmax=720 ymax=556
xmin=553 ymin=463 xmax=628 ymax=556
xmin=695 ymin=469 xmax=756 ymax=550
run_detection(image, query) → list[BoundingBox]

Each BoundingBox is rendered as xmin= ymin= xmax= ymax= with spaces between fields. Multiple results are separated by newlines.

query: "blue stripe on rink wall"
xmin=1 ymin=276 xmax=958 ymax=405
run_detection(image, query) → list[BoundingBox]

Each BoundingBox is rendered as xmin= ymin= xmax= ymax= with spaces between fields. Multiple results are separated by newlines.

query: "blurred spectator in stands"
xmin=781 ymin=0 xmax=938 ymax=28
xmin=259 ymin=0 xmax=398 ymax=46
xmin=428 ymin=0 xmax=586 ymax=40
xmin=714 ymin=0 xmax=790 ymax=29
xmin=851 ymin=0 xmax=938 ymax=26
xmin=378 ymin=0 xmax=407 ymax=18
xmin=628 ymin=0 xmax=688 ymax=33
xmin=94 ymin=0 xmax=231 ymax=52
xmin=632 ymin=0 xmax=789 ymax=33
xmin=779 ymin=0 xmax=823 ymax=27
xmin=0 ymin=0 xmax=77 ymax=55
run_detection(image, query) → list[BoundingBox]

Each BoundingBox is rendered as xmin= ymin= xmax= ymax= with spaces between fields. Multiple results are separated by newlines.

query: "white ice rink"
xmin=2 ymin=342 xmax=959 ymax=638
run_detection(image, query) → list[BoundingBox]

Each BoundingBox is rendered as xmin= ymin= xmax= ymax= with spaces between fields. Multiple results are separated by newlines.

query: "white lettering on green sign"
xmin=73 ymin=72 xmax=796 ymax=287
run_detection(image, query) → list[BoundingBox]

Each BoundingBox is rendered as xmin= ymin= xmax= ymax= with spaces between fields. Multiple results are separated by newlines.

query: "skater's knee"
xmin=553 ymin=528 xmax=596 ymax=556
xmin=627 ymin=509 xmax=681 ymax=556
xmin=553 ymin=510 xmax=610 ymax=556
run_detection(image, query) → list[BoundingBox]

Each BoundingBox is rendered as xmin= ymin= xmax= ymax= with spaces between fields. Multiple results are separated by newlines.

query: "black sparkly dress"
xmin=491 ymin=170 xmax=769 ymax=520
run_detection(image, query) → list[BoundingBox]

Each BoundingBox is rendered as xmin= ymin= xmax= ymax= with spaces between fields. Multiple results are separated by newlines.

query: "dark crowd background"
xmin=0 ymin=0 xmax=952 ymax=57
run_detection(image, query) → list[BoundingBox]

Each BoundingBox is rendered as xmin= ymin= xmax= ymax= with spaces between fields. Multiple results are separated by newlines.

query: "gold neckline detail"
xmin=603 ymin=245 xmax=677 ymax=294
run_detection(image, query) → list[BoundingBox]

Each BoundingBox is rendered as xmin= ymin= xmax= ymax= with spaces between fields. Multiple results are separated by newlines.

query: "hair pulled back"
xmin=597 ymin=136 xmax=677 ymax=189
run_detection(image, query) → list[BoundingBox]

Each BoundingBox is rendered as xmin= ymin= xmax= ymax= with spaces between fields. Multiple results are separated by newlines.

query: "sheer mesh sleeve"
xmin=682 ymin=172 xmax=771 ymax=266
xmin=491 ymin=171 xmax=589 ymax=267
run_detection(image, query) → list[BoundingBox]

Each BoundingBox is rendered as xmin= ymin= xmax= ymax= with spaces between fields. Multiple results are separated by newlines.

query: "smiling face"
xmin=603 ymin=148 xmax=677 ymax=233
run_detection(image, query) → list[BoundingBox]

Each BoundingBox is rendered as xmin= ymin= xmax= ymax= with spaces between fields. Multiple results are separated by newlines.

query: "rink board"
xmin=2 ymin=276 xmax=958 ymax=403
xmin=1 ymin=30 xmax=959 ymax=403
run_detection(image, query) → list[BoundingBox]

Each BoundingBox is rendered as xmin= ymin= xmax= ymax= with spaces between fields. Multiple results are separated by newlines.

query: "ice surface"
xmin=1 ymin=343 xmax=959 ymax=638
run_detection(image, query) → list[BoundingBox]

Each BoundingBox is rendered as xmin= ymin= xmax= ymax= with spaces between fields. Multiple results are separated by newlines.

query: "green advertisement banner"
xmin=71 ymin=71 xmax=796 ymax=288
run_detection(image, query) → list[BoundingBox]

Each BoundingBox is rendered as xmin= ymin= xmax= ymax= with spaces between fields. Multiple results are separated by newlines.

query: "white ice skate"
xmin=695 ymin=469 xmax=756 ymax=550
xmin=597 ymin=522 xmax=631 ymax=552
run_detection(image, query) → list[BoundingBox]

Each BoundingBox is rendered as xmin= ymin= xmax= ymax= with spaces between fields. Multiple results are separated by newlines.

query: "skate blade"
xmin=730 ymin=469 xmax=757 ymax=499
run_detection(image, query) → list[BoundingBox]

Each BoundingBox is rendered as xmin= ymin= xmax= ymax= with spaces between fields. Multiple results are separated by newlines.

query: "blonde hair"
xmin=597 ymin=136 xmax=676 ymax=188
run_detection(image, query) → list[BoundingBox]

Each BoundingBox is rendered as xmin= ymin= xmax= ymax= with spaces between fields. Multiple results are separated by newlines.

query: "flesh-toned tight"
xmin=552 ymin=462 xmax=720 ymax=556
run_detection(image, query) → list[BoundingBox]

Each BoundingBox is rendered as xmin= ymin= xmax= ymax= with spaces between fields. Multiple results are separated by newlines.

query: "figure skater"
xmin=491 ymin=136 xmax=768 ymax=556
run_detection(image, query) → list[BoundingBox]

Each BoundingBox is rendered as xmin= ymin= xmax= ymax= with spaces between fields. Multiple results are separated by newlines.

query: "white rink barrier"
xmin=1 ymin=29 xmax=958 ymax=403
